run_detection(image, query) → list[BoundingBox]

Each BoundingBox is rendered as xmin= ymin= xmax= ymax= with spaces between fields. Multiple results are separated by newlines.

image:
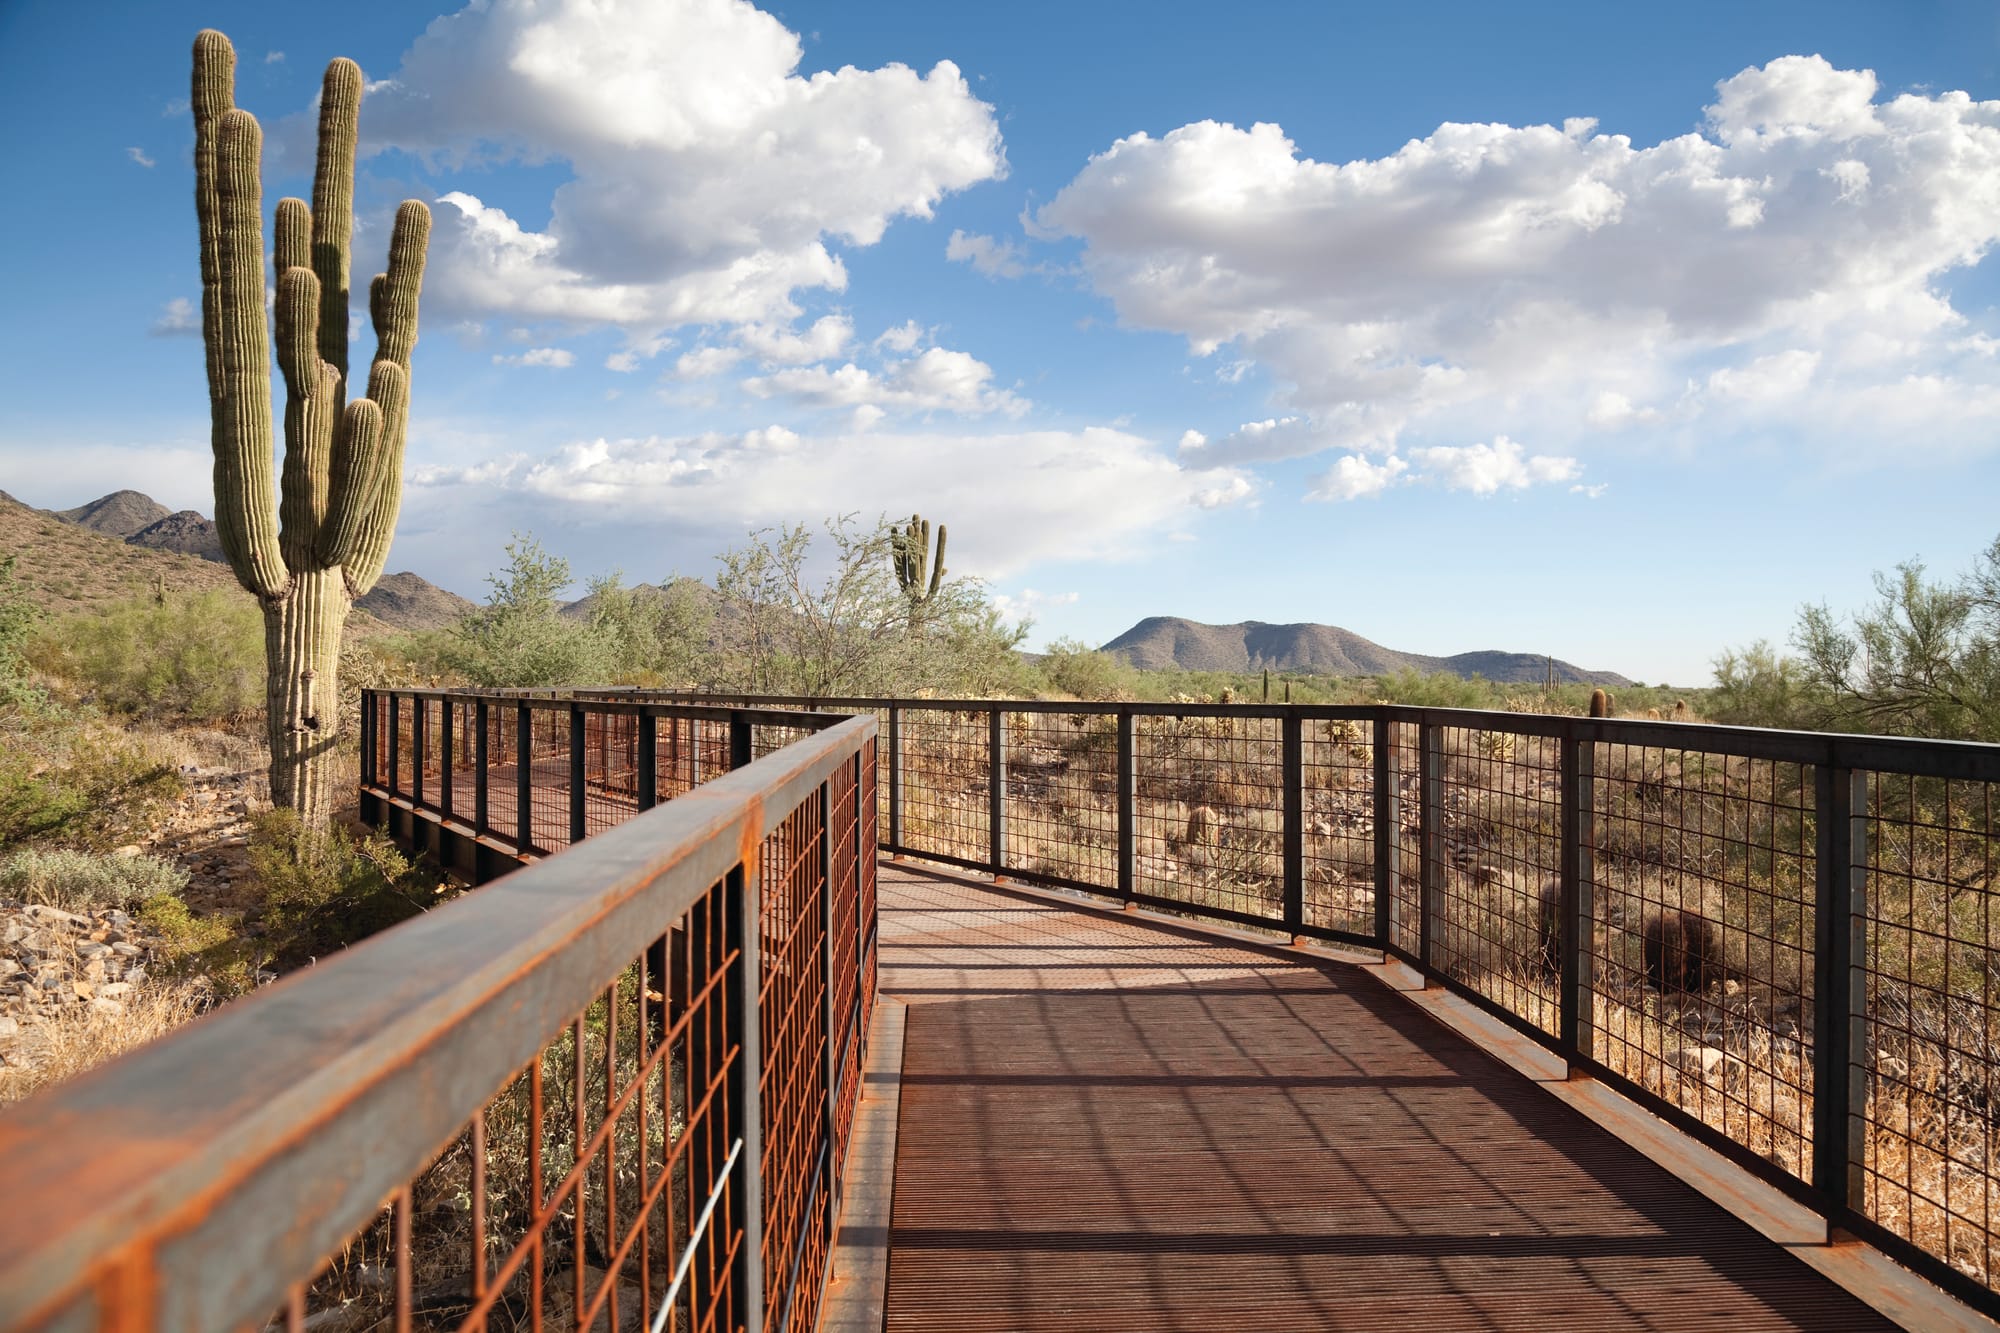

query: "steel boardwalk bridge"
xmin=3 ymin=688 xmax=1994 ymax=1330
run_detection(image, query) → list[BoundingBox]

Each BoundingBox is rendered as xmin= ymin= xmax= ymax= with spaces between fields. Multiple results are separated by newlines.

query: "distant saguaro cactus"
xmin=892 ymin=513 xmax=946 ymax=619
xmin=194 ymin=30 xmax=429 ymax=825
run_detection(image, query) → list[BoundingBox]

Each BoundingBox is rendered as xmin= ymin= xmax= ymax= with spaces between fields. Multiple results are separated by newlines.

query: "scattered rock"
xmin=1668 ymin=1045 xmax=1740 ymax=1078
xmin=0 ymin=1016 xmax=18 ymax=1044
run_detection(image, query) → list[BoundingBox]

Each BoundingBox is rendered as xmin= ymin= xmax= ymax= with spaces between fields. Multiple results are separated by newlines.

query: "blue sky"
xmin=4 ymin=0 xmax=2000 ymax=686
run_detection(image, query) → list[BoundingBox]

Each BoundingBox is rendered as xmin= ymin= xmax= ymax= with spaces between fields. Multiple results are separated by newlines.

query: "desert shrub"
xmin=41 ymin=590 xmax=262 ymax=723
xmin=0 ymin=554 xmax=44 ymax=710
xmin=0 ymin=732 xmax=181 ymax=851
xmin=0 ymin=848 xmax=187 ymax=911
xmin=139 ymin=893 xmax=254 ymax=994
xmin=247 ymin=809 xmax=446 ymax=967
xmin=1037 ymin=638 xmax=1134 ymax=701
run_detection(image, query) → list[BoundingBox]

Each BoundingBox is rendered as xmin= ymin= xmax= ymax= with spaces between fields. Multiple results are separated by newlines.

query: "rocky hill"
xmin=127 ymin=511 xmax=226 ymax=562
xmin=356 ymin=571 xmax=477 ymax=632
xmin=1 ymin=493 xmax=248 ymax=618
xmin=53 ymin=490 xmax=172 ymax=539
xmin=15 ymin=491 xmax=474 ymax=633
xmin=1101 ymin=616 xmax=1630 ymax=686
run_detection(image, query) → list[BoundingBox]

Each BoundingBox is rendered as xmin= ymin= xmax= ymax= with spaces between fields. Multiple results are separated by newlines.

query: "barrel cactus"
xmin=193 ymin=30 xmax=430 ymax=825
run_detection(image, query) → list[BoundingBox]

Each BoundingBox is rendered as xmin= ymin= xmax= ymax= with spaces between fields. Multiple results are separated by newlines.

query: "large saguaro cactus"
xmin=194 ymin=30 xmax=429 ymax=826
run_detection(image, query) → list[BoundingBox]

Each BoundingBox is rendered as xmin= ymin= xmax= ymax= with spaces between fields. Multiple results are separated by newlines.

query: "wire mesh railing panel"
xmin=528 ymin=707 xmax=570 ymax=855
xmin=1301 ymin=719 xmax=1378 ymax=937
xmin=418 ymin=696 xmax=446 ymax=808
xmin=1860 ymin=771 xmax=2000 ymax=1289
xmin=584 ymin=711 xmax=640 ymax=838
xmin=1132 ymin=712 xmax=1283 ymax=925
xmin=1430 ymin=725 xmax=1563 ymax=1035
xmin=1587 ymin=742 xmax=1817 ymax=1187
xmin=897 ymin=708 xmax=989 ymax=864
xmin=860 ymin=740 xmax=880 ymax=1028
xmin=1003 ymin=709 xmax=1118 ymax=888
xmin=1389 ymin=720 xmax=1423 ymax=956
xmin=652 ymin=715 xmax=721 ymax=803
xmin=829 ymin=756 xmax=862 ymax=1164
xmin=479 ymin=704 xmax=515 ymax=840
xmin=264 ymin=879 xmax=747 ymax=1333
xmin=759 ymin=793 xmax=830 ymax=1333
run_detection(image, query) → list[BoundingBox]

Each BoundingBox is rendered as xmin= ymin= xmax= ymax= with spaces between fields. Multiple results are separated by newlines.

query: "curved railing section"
xmin=549 ymin=688 xmax=2000 ymax=1320
xmin=0 ymin=702 xmax=876 ymax=1333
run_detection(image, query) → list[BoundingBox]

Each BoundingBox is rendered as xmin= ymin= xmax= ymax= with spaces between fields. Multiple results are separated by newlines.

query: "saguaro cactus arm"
xmin=893 ymin=512 xmax=947 ymax=606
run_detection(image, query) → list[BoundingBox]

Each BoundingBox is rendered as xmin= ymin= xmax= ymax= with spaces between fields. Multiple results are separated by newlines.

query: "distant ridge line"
xmin=1100 ymin=615 xmax=1632 ymax=686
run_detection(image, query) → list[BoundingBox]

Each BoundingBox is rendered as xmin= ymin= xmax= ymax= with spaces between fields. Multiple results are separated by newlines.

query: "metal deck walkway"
xmin=874 ymin=862 xmax=1895 ymax=1332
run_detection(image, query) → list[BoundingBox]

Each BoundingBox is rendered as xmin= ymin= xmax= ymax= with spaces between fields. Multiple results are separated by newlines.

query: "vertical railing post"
xmin=1282 ymin=712 xmax=1304 ymax=938
xmin=988 ymin=707 xmax=1006 ymax=880
xmin=1116 ymin=710 xmax=1136 ymax=904
xmin=637 ymin=712 xmax=657 ymax=812
xmin=474 ymin=699 xmax=489 ymax=836
xmin=439 ymin=697 xmax=454 ymax=820
xmin=568 ymin=703 xmax=586 ymax=845
xmin=1419 ymin=720 xmax=1444 ymax=973
xmin=887 ymin=706 xmax=903 ymax=855
xmin=412 ymin=697 xmax=426 ymax=809
xmin=729 ymin=712 xmax=754 ymax=771
xmin=515 ymin=702 xmax=532 ymax=854
xmin=1559 ymin=733 xmax=1595 ymax=1059
xmin=361 ymin=690 xmax=376 ymax=789
xmin=1373 ymin=716 xmax=1400 ymax=950
xmin=386 ymin=691 xmax=400 ymax=800
xmin=1815 ymin=765 xmax=1868 ymax=1218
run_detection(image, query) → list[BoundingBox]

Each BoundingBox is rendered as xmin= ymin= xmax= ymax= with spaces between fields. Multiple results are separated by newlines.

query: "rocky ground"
xmin=0 ymin=739 xmax=268 ymax=1099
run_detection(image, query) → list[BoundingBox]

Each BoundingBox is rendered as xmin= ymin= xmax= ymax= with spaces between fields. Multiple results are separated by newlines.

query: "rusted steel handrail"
xmin=0 ymin=711 xmax=876 ymax=1333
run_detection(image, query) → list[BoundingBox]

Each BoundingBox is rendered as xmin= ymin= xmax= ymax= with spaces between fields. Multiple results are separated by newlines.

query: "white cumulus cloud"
xmin=946 ymin=229 xmax=1026 ymax=278
xmin=1036 ymin=55 xmax=2000 ymax=474
xmin=493 ymin=347 xmax=576 ymax=368
xmin=409 ymin=425 xmax=1250 ymax=577
xmin=335 ymin=0 xmax=1005 ymax=337
xmin=743 ymin=346 xmax=1028 ymax=420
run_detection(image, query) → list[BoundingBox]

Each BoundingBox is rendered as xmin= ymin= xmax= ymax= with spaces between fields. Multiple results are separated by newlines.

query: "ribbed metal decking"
xmin=875 ymin=862 xmax=1895 ymax=1332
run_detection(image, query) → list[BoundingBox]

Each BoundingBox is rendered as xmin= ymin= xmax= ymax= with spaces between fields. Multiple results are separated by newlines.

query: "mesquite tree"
xmin=193 ymin=30 xmax=430 ymax=825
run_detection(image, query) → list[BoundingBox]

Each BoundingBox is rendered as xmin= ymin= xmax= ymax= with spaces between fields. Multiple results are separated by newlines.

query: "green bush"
xmin=0 ymin=554 xmax=44 ymax=710
xmin=1037 ymin=638 xmax=1135 ymax=701
xmin=41 ymin=590 xmax=263 ymax=722
xmin=0 ymin=848 xmax=188 ymax=911
xmin=247 ymin=808 xmax=446 ymax=967
xmin=139 ymin=893 xmax=253 ymax=994
xmin=0 ymin=733 xmax=181 ymax=851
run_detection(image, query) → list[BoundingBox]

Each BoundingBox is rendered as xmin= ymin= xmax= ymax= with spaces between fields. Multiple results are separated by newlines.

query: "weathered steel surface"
xmin=0 ymin=714 xmax=875 ymax=1333
xmin=877 ymin=865 xmax=1897 ymax=1331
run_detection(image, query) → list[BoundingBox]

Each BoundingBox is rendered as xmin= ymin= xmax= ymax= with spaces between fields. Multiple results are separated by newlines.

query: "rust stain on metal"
xmin=876 ymin=864 xmax=1900 ymax=1332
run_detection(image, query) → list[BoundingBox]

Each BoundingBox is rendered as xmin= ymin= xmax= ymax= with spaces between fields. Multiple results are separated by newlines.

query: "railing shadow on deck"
xmin=400 ymin=685 xmax=2000 ymax=1322
xmin=0 ymin=702 xmax=877 ymax=1333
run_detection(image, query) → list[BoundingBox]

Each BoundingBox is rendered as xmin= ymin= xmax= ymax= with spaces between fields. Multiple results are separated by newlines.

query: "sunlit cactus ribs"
xmin=194 ymin=29 xmax=430 ymax=825
xmin=892 ymin=512 xmax=947 ymax=613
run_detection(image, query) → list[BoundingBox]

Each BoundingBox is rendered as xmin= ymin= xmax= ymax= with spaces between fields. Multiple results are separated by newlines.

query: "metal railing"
xmin=0 ymin=698 xmax=877 ymax=1333
xmin=563 ymin=688 xmax=2000 ymax=1320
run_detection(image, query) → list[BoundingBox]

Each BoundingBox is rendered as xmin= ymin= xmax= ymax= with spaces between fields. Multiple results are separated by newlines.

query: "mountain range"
xmin=3 ymin=490 xmax=472 ymax=632
xmin=1100 ymin=616 xmax=1631 ymax=686
xmin=8 ymin=491 xmax=1637 ymax=683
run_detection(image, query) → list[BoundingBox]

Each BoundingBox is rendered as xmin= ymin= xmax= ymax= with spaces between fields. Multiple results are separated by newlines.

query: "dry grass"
xmin=0 ymin=978 xmax=214 ymax=1108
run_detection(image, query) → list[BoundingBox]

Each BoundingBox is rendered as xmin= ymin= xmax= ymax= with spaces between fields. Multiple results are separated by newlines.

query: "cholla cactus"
xmin=892 ymin=513 xmax=946 ymax=607
xmin=194 ymin=30 xmax=429 ymax=824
